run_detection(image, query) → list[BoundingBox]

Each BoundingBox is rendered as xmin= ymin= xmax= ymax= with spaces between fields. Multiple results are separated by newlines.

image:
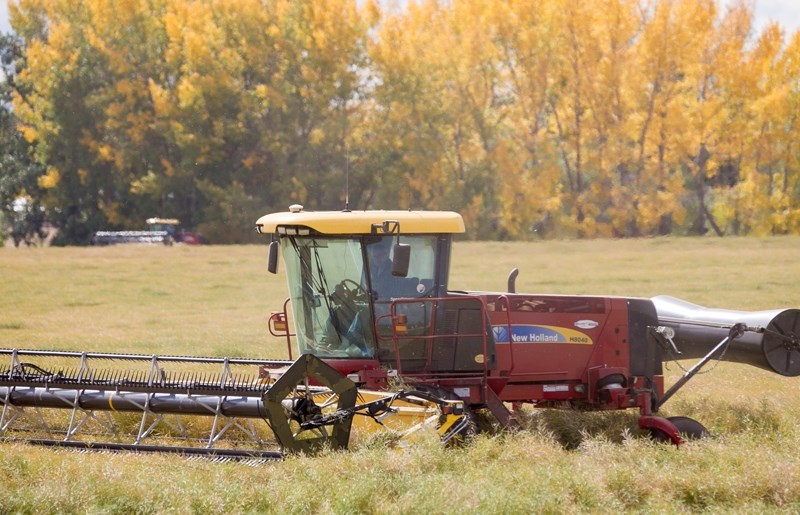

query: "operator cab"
xmin=257 ymin=206 xmax=493 ymax=372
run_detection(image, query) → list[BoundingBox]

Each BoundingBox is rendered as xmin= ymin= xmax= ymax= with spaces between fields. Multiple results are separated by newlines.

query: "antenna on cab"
xmin=344 ymin=156 xmax=350 ymax=212
xmin=343 ymin=99 xmax=351 ymax=213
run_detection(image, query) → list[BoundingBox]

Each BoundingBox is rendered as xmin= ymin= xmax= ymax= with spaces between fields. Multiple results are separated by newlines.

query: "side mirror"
xmin=391 ymin=243 xmax=410 ymax=277
xmin=267 ymin=240 xmax=279 ymax=274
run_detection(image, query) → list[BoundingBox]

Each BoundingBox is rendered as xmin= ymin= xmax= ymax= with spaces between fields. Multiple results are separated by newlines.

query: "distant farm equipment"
xmin=92 ymin=218 xmax=203 ymax=246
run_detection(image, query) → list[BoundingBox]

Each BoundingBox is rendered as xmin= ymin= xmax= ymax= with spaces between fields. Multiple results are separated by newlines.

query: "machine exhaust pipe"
xmin=652 ymin=295 xmax=800 ymax=377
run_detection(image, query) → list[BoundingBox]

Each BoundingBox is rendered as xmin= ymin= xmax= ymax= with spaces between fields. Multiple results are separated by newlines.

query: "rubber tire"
xmin=648 ymin=428 xmax=672 ymax=443
xmin=667 ymin=416 xmax=710 ymax=440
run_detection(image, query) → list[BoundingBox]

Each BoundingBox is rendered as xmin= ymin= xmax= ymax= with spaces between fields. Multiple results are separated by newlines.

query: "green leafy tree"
xmin=0 ymin=32 xmax=47 ymax=246
xmin=11 ymin=2 xmax=124 ymax=243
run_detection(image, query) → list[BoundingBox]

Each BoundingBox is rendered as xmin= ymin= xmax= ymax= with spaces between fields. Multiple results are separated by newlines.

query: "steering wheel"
xmin=327 ymin=280 xmax=370 ymax=353
xmin=335 ymin=279 xmax=368 ymax=304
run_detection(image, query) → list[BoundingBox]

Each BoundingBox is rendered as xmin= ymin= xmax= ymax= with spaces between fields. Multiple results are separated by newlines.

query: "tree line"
xmin=1 ymin=0 xmax=799 ymax=244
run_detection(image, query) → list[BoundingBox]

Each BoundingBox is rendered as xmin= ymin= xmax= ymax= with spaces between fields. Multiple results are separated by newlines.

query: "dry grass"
xmin=1 ymin=237 xmax=800 ymax=513
xmin=0 ymin=244 xmax=290 ymax=356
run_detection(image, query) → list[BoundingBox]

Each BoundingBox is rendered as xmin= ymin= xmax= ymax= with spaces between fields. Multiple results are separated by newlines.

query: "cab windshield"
xmin=281 ymin=234 xmax=438 ymax=359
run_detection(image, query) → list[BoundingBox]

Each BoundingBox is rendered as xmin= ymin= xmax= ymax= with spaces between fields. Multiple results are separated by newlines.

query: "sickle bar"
xmin=0 ymin=349 xmax=292 ymax=454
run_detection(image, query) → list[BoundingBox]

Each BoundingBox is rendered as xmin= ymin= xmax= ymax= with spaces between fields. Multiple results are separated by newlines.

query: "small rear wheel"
xmin=648 ymin=427 xmax=672 ymax=443
xmin=668 ymin=416 xmax=710 ymax=440
xmin=645 ymin=415 xmax=709 ymax=443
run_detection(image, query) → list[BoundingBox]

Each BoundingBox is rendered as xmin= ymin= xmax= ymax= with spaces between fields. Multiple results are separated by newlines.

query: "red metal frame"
xmin=267 ymin=298 xmax=295 ymax=360
xmin=270 ymin=292 xmax=664 ymax=420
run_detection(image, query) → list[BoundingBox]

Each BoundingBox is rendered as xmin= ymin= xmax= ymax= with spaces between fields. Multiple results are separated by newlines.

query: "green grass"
xmin=0 ymin=244 xmax=290 ymax=356
xmin=2 ymin=237 xmax=800 ymax=513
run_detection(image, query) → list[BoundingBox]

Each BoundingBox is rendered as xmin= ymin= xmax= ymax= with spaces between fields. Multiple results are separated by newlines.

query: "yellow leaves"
xmin=311 ymin=28 xmax=327 ymax=50
xmin=130 ymin=171 xmax=160 ymax=195
xmin=254 ymin=84 xmax=283 ymax=110
xmin=148 ymin=79 xmax=173 ymax=118
xmin=309 ymin=128 xmax=325 ymax=146
xmin=176 ymin=78 xmax=203 ymax=111
xmin=161 ymin=159 xmax=175 ymax=176
xmin=10 ymin=0 xmax=800 ymax=238
xmin=165 ymin=3 xmax=230 ymax=75
xmin=163 ymin=8 xmax=184 ymax=52
xmin=183 ymin=29 xmax=216 ymax=72
xmin=19 ymin=125 xmax=39 ymax=144
xmin=37 ymin=167 xmax=61 ymax=189
xmin=241 ymin=154 xmax=259 ymax=170
xmin=364 ymin=0 xmax=381 ymax=25
xmin=98 ymin=196 xmax=125 ymax=225
xmin=97 ymin=144 xmax=114 ymax=162
xmin=300 ymin=64 xmax=317 ymax=84
xmin=114 ymin=79 xmax=134 ymax=100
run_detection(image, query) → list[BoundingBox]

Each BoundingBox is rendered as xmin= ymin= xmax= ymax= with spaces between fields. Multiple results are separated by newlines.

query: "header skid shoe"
xmin=262 ymin=354 xmax=358 ymax=453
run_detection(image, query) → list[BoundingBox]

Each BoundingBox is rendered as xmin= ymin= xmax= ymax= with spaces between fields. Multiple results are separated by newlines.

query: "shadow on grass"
xmin=471 ymin=397 xmax=789 ymax=451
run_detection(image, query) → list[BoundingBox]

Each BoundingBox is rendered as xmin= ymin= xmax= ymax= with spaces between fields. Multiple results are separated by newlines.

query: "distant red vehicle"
xmin=147 ymin=218 xmax=205 ymax=245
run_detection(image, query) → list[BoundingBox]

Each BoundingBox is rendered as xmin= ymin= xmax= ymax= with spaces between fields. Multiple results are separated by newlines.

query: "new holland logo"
xmin=492 ymin=325 xmax=593 ymax=345
xmin=574 ymin=320 xmax=599 ymax=330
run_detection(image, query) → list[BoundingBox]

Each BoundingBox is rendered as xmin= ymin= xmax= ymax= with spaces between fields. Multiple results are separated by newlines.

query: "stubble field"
xmin=1 ymin=236 xmax=800 ymax=513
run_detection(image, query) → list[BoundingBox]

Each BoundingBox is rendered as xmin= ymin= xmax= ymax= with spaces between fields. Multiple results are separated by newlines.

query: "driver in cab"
xmin=323 ymin=238 xmax=400 ymax=358
xmin=366 ymin=238 xmax=397 ymax=300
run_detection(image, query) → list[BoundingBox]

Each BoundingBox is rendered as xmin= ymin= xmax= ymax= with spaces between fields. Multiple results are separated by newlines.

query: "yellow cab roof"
xmin=256 ymin=205 xmax=465 ymax=235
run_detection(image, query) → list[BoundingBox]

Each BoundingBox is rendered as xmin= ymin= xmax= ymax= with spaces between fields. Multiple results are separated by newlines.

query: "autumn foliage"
xmin=5 ymin=0 xmax=800 ymax=242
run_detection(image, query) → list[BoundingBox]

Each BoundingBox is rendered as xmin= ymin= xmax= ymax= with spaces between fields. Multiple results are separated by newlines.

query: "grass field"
xmin=2 ymin=237 xmax=800 ymax=513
